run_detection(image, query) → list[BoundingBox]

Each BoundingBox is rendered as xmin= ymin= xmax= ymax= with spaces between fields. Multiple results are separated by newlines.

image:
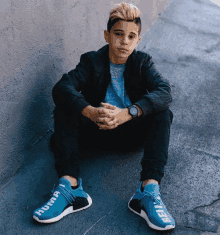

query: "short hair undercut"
xmin=107 ymin=2 xmax=141 ymax=35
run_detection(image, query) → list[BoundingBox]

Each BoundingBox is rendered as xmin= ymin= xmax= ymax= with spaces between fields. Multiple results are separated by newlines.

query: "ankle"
xmin=142 ymin=179 xmax=159 ymax=188
xmin=62 ymin=175 xmax=78 ymax=187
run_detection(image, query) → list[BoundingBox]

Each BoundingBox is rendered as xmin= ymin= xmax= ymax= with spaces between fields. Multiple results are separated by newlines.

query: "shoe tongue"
xmin=143 ymin=183 xmax=159 ymax=197
xmin=59 ymin=178 xmax=72 ymax=189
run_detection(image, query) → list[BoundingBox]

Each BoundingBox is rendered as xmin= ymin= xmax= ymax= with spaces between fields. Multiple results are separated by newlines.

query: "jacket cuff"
xmin=134 ymin=98 xmax=153 ymax=117
xmin=74 ymin=98 xmax=91 ymax=116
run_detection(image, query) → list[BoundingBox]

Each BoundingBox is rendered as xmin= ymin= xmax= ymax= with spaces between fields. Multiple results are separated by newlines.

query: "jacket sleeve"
xmin=134 ymin=55 xmax=172 ymax=117
xmin=52 ymin=53 xmax=91 ymax=115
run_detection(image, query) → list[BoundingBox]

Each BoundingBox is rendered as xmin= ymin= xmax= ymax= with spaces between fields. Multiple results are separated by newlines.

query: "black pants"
xmin=52 ymin=106 xmax=173 ymax=185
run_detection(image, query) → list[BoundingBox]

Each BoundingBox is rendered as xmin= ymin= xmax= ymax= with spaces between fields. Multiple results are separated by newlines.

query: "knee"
xmin=156 ymin=108 xmax=173 ymax=124
xmin=145 ymin=108 xmax=173 ymax=124
xmin=53 ymin=106 xmax=80 ymax=128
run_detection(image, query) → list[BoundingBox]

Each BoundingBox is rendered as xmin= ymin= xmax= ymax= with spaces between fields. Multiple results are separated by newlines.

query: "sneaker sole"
xmin=33 ymin=194 xmax=92 ymax=224
xmin=128 ymin=197 xmax=175 ymax=231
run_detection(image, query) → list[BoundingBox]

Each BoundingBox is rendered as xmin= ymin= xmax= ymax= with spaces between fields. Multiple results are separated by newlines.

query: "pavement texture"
xmin=1 ymin=0 xmax=220 ymax=234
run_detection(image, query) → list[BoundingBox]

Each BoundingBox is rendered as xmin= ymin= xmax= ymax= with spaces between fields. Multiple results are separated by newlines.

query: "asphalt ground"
xmin=1 ymin=0 xmax=220 ymax=234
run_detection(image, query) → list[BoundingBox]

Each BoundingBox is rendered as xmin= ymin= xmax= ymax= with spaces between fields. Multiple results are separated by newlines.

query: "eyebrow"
xmin=113 ymin=29 xmax=137 ymax=35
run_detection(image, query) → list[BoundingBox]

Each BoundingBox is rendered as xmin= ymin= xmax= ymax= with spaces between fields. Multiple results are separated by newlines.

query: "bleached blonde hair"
xmin=107 ymin=2 xmax=141 ymax=35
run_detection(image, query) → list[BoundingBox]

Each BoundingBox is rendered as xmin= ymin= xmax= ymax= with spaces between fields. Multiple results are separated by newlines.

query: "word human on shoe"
xmin=33 ymin=178 xmax=92 ymax=223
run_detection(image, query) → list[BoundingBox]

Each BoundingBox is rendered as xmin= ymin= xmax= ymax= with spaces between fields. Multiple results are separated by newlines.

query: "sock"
xmin=71 ymin=185 xmax=79 ymax=190
xmin=141 ymin=182 xmax=160 ymax=192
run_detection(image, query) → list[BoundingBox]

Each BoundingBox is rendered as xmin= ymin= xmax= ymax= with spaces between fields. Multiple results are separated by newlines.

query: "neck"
xmin=109 ymin=57 xmax=127 ymax=64
xmin=108 ymin=48 xmax=128 ymax=64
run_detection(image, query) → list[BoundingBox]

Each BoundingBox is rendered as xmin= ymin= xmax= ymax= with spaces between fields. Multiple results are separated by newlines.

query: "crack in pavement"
xmin=204 ymin=41 xmax=220 ymax=53
xmin=194 ymin=148 xmax=220 ymax=160
xmin=183 ymin=198 xmax=220 ymax=233
xmin=83 ymin=204 xmax=119 ymax=235
xmin=193 ymin=199 xmax=220 ymax=211
xmin=184 ymin=211 xmax=220 ymax=233
xmin=182 ymin=224 xmax=219 ymax=234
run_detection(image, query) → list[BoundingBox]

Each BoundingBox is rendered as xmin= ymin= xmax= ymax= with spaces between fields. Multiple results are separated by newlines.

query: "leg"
xmin=52 ymin=106 xmax=97 ymax=181
xmin=140 ymin=108 xmax=173 ymax=185
xmin=52 ymin=106 xmax=115 ymax=179
xmin=33 ymin=107 xmax=93 ymax=223
xmin=128 ymin=109 xmax=175 ymax=231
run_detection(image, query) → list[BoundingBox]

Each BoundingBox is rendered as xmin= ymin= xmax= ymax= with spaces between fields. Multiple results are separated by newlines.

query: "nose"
xmin=121 ymin=36 xmax=129 ymax=44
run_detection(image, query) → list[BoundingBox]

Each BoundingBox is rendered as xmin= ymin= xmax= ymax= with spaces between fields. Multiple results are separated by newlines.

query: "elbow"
xmin=169 ymin=94 xmax=173 ymax=103
xmin=52 ymin=83 xmax=60 ymax=106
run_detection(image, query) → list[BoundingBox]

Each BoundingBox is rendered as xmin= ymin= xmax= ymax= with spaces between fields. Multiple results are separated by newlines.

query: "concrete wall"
xmin=0 ymin=0 xmax=168 ymax=188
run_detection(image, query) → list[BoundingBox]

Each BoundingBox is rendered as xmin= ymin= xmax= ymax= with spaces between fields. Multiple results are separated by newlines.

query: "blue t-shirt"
xmin=99 ymin=61 xmax=132 ymax=108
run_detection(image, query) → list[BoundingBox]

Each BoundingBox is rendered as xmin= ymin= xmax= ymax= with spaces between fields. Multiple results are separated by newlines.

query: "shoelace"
xmin=51 ymin=184 xmax=76 ymax=205
xmin=140 ymin=190 xmax=161 ymax=207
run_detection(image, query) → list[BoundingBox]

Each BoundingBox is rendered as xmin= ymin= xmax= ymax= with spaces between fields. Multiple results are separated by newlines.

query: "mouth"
xmin=118 ymin=48 xmax=129 ymax=52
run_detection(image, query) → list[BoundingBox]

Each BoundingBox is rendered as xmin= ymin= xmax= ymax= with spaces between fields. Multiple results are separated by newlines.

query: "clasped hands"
xmin=90 ymin=102 xmax=129 ymax=130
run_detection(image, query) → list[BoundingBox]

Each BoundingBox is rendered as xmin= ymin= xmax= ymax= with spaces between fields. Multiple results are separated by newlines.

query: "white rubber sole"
xmin=33 ymin=195 xmax=92 ymax=224
xmin=128 ymin=197 xmax=175 ymax=231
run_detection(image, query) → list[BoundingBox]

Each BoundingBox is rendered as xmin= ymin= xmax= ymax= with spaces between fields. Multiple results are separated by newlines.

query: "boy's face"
xmin=104 ymin=20 xmax=141 ymax=64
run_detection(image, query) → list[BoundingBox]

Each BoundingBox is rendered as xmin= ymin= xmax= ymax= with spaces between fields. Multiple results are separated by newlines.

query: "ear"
xmin=104 ymin=30 xmax=110 ymax=43
xmin=138 ymin=36 xmax=142 ymax=43
xmin=135 ymin=36 xmax=142 ymax=47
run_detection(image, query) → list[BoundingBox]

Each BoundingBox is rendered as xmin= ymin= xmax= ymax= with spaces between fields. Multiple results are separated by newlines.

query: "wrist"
xmin=124 ymin=108 xmax=133 ymax=121
xmin=82 ymin=105 xmax=95 ymax=118
xmin=126 ymin=105 xmax=142 ymax=119
xmin=133 ymin=105 xmax=143 ymax=117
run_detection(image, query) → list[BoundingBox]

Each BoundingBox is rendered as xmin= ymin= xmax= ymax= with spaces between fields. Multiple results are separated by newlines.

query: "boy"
xmin=33 ymin=2 xmax=175 ymax=231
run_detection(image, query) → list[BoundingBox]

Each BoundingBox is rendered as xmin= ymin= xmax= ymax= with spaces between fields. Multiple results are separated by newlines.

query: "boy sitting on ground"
xmin=33 ymin=2 xmax=175 ymax=231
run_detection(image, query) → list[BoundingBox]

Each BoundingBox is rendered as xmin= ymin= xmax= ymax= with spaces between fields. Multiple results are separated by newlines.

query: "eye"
xmin=129 ymin=35 xmax=135 ymax=39
xmin=115 ymin=33 xmax=123 ymax=36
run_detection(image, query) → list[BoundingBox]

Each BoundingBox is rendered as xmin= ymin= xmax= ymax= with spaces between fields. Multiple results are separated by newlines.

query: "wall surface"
xmin=0 ymin=0 xmax=168 ymax=188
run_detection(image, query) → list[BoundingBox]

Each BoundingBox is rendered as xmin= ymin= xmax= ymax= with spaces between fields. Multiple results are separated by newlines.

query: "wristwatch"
xmin=127 ymin=105 xmax=139 ymax=119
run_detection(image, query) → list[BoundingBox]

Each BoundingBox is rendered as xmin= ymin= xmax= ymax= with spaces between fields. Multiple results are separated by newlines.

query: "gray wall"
xmin=0 ymin=0 xmax=168 ymax=188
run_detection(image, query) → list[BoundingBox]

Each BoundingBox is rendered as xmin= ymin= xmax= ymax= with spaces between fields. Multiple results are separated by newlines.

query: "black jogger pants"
xmin=51 ymin=106 xmax=173 ymax=185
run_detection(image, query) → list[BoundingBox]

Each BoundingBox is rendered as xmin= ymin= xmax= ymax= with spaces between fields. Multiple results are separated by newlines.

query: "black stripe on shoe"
xmin=129 ymin=199 xmax=141 ymax=214
xmin=63 ymin=197 xmax=89 ymax=212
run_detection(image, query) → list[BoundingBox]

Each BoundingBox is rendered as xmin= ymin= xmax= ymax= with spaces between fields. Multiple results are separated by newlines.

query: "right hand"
xmin=83 ymin=105 xmax=117 ymax=129
xmin=90 ymin=107 xmax=117 ymax=126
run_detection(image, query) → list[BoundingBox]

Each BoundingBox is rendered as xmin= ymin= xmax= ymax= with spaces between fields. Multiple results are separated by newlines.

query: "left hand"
xmin=97 ymin=102 xmax=128 ymax=130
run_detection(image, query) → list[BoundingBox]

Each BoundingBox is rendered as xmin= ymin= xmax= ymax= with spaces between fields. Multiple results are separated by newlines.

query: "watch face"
xmin=130 ymin=107 xmax=138 ymax=116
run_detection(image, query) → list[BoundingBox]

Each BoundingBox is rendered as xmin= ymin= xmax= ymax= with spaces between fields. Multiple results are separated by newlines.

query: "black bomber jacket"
xmin=52 ymin=44 xmax=172 ymax=118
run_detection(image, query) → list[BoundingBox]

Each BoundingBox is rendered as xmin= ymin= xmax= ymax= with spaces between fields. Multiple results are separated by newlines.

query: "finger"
xmin=105 ymin=118 xmax=118 ymax=126
xmin=97 ymin=117 xmax=114 ymax=123
xmin=98 ymin=111 xmax=112 ymax=117
xmin=100 ymin=123 xmax=118 ymax=130
xmin=100 ymin=102 xmax=110 ymax=107
xmin=99 ymin=108 xmax=112 ymax=114
xmin=99 ymin=110 xmax=115 ymax=118
xmin=98 ymin=118 xmax=118 ymax=127
xmin=98 ymin=122 xmax=118 ymax=130
xmin=101 ymin=103 xmax=117 ymax=110
xmin=99 ymin=107 xmax=115 ymax=112
xmin=107 ymin=105 xmax=117 ymax=110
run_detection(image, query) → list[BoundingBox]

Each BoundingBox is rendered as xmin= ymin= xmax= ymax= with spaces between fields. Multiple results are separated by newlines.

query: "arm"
xmin=52 ymin=53 xmax=92 ymax=115
xmin=134 ymin=55 xmax=172 ymax=117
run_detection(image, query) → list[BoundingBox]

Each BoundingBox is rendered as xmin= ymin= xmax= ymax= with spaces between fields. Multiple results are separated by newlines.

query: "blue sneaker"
xmin=33 ymin=178 xmax=92 ymax=223
xmin=128 ymin=182 xmax=175 ymax=231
